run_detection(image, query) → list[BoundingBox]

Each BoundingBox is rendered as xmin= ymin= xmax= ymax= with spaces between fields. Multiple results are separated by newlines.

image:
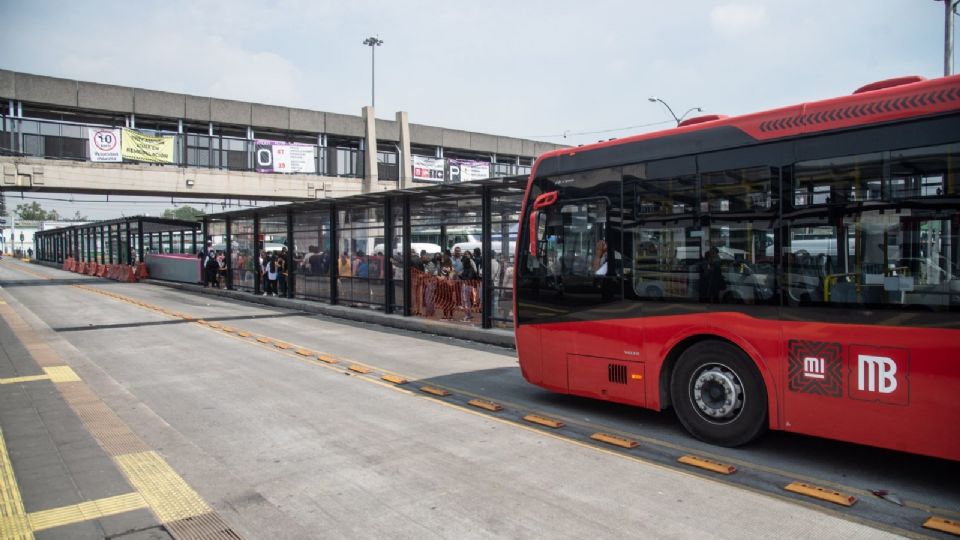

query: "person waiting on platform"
xmin=264 ymin=253 xmax=279 ymax=296
xmin=203 ymin=247 xmax=220 ymax=288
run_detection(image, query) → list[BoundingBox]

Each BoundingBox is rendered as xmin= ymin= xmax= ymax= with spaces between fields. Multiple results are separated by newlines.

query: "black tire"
xmin=670 ymin=340 xmax=767 ymax=447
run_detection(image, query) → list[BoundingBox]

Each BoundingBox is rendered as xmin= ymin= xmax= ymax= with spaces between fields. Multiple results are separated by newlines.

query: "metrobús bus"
xmin=514 ymin=75 xmax=960 ymax=461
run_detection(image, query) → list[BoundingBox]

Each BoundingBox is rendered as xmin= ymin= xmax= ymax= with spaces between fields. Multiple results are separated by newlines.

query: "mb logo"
xmin=849 ymin=346 xmax=909 ymax=405
xmin=857 ymin=355 xmax=897 ymax=393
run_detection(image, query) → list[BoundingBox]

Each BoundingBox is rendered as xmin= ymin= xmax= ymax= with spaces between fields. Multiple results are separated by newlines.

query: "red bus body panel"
xmin=515 ymin=316 xmax=959 ymax=460
xmin=515 ymin=75 xmax=960 ymax=461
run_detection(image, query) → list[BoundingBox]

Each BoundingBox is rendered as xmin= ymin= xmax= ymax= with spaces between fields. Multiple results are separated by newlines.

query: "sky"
xmin=0 ymin=0 xmax=957 ymax=219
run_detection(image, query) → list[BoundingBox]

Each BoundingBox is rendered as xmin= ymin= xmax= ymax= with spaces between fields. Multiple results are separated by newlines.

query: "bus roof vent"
xmin=853 ymin=76 xmax=926 ymax=94
xmin=678 ymin=114 xmax=728 ymax=127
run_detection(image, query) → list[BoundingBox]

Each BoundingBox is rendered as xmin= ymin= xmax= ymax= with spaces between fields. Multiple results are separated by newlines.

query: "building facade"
xmin=0 ymin=70 xmax=563 ymax=200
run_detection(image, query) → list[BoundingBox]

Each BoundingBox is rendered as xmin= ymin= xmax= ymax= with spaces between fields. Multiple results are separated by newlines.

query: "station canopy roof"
xmin=205 ymin=176 xmax=529 ymax=220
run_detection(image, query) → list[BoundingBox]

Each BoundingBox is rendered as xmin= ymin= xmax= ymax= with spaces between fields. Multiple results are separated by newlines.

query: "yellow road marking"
xmin=0 ymin=366 xmax=80 ymax=385
xmin=43 ymin=366 xmax=81 ymax=383
xmin=0 ymin=374 xmax=49 ymax=385
xmin=114 ymin=451 xmax=211 ymax=523
xmin=0 ymin=427 xmax=32 ymax=539
xmin=28 ymin=492 xmax=148 ymax=532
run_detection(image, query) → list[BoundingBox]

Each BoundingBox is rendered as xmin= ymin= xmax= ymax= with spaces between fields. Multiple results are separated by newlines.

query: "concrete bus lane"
xmin=0 ymin=259 xmax=951 ymax=538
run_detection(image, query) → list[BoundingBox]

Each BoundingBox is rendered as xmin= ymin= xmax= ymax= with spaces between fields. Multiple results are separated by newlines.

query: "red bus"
xmin=515 ymin=75 xmax=960 ymax=461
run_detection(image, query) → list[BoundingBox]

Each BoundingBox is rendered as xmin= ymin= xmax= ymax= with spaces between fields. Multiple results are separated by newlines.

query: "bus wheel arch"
xmin=662 ymin=337 xmax=769 ymax=447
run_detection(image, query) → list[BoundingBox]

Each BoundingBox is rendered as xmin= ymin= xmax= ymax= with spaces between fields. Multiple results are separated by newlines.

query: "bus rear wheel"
xmin=670 ymin=341 xmax=767 ymax=447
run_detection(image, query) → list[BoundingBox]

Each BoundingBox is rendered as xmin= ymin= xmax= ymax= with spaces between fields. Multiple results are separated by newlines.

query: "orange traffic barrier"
xmin=97 ymin=264 xmax=108 ymax=278
xmin=110 ymin=265 xmax=122 ymax=280
xmin=62 ymin=258 xmax=71 ymax=271
xmin=76 ymin=261 xmax=86 ymax=274
xmin=124 ymin=265 xmax=139 ymax=282
xmin=136 ymin=262 xmax=149 ymax=280
xmin=87 ymin=263 xmax=97 ymax=276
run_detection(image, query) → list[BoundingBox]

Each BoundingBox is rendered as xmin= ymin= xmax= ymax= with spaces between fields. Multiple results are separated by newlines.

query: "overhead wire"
xmin=521 ymin=119 xmax=674 ymax=140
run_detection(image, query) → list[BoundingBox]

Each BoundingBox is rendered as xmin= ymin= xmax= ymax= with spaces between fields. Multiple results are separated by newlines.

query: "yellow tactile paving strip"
xmin=58 ymin=382 xmax=153 ymax=456
xmin=42 ymin=365 xmax=82 ymax=383
xmin=114 ymin=452 xmax=212 ymax=523
xmin=0 ymin=428 xmax=32 ymax=540
xmin=0 ymin=286 xmax=242 ymax=539
xmin=0 ymin=367 xmax=80 ymax=386
xmin=0 ymin=374 xmax=49 ymax=385
xmin=28 ymin=492 xmax=148 ymax=532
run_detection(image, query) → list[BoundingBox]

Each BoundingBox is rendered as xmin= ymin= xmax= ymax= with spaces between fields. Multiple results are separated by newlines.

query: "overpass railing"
xmin=0 ymin=116 xmax=366 ymax=179
xmin=0 ymin=116 xmax=534 ymax=182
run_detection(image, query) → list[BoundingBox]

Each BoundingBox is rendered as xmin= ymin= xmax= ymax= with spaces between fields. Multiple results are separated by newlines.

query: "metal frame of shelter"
xmin=202 ymin=176 xmax=526 ymax=329
xmin=34 ymin=216 xmax=201 ymax=268
xmin=32 ymin=177 xmax=526 ymax=329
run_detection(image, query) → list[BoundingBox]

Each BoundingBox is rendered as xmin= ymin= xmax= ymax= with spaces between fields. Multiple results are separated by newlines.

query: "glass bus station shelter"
xmin=203 ymin=176 xmax=525 ymax=329
xmin=34 ymin=216 xmax=202 ymax=268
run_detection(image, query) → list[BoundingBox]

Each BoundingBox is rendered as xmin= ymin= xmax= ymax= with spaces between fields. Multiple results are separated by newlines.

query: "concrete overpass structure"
xmin=0 ymin=70 xmax=563 ymax=200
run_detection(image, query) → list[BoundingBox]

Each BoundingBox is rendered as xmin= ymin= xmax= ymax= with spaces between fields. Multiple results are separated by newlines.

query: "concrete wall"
xmin=211 ymin=99 xmax=251 ymax=126
xmin=135 ymin=89 xmax=186 ymax=118
xmin=78 ymin=82 xmax=134 ymax=112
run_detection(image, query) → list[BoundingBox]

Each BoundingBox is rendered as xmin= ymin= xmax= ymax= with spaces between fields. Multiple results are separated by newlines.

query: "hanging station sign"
xmin=254 ymin=140 xmax=317 ymax=174
xmin=120 ymin=128 xmax=176 ymax=163
xmin=412 ymin=155 xmax=445 ymax=182
xmin=87 ymin=128 xmax=122 ymax=162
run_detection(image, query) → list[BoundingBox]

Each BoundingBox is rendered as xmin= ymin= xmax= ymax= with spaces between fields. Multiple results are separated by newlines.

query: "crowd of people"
xmin=409 ymin=246 xmax=508 ymax=322
xmin=199 ymin=239 xmax=512 ymax=323
xmin=200 ymin=240 xmax=289 ymax=295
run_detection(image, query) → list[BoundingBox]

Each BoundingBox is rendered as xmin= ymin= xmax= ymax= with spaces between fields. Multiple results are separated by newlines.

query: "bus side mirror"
xmin=529 ymin=191 xmax=558 ymax=257
xmin=529 ymin=211 xmax=541 ymax=257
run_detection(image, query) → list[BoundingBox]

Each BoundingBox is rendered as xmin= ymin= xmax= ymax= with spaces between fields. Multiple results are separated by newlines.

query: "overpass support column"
xmin=397 ymin=111 xmax=412 ymax=190
xmin=362 ymin=106 xmax=378 ymax=193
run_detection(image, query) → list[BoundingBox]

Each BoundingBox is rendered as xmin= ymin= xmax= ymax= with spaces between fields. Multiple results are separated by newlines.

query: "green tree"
xmin=14 ymin=202 xmax=60 ymax=221
xmin=72 ymin=210 xmax=88 ymax=221
xmin=162 ymin=205 xmax=205 ymax=222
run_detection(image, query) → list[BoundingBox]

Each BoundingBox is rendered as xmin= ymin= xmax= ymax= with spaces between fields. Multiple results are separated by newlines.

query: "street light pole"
xmin=937 ymin=0 xmax=960 ymax=76
xmin=647 ymin=97 xmax=702 ymax=126
xmin=363 ymin=36 xmax=384 ymax=107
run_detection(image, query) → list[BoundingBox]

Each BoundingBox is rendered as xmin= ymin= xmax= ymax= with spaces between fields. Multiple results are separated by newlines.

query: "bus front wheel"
xmin=670 ymin=341 xmax=767 ymax=447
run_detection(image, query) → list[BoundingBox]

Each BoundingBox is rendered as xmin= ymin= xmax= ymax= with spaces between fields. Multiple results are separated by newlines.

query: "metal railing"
xmin=0 ymin=117 xmax=366 ymax=178
xmin=1 ymin=116 xmax=534 ymax=181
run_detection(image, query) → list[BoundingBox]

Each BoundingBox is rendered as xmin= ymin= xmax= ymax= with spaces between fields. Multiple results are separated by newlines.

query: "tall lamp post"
xmin=363 ymin=36 xmax=384 ymax=107
xmin=648 ymin=97 xmax=702 ymax=126
xmin=935 ymin=0 xmax=960 ymax=76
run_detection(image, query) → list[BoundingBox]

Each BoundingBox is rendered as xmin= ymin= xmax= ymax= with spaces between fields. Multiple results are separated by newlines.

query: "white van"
xmin=372 ymin=242 xmax=443 ymax=256
xmin=452 ymin=225 xmax=517 ymax=257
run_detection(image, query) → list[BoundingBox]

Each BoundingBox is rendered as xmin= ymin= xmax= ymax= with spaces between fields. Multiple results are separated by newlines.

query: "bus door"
xmin=520 ymin=169 xmax=625 ymax=395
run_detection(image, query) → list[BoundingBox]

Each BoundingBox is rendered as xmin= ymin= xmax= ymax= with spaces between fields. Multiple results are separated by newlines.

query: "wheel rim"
xmin=689 ymin=363 xmax=744 ymax=424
